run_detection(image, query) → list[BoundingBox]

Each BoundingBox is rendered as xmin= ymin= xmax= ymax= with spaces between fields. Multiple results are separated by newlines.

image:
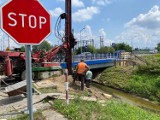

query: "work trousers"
xmin=77 ymin=73 xmax=85 ymax=91
xmin=86 ymin=79 xmax=91 ymax=88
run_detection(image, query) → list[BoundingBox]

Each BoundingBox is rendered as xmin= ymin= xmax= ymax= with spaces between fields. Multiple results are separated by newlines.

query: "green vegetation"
xmin=38 ymin=87 xmax=58 ymax=93
xmin=51 ymin=98 xmax=160 ymax=120
xmin=75 ymin=45 xmax=97 ymax=54
xmin=113 ymin=43 xmax=132 ymax=52
xmin=98 ymin=54 xmax=160 ymax=102
xmin=156 ymin=43 xmax=160 ymax=52
xmin=75 ymin=42 xmax=132 ymax=54
xmin=98 ymin=66 xmax=134 ymax=89
xmin=10 ymin=110 xmax=45 ymax=120
xmin=32 ymin=40 xmax=53 ymax=52
xmin=20 ymin=40 xmax=53 ymax=52
xmin=11 ymin=97 xmax=160 ymax=120
xmin=136 ymin=54 xmax=160 ymax=74
xmin=20 ymin=46 xmax=25 ymax=52
xmin=97 ymin=46 xmax=115 ymax=54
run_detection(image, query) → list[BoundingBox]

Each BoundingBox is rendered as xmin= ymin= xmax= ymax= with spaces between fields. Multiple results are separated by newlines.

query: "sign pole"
xmin=64 ymin=69 xmax=69 ymax=104
xmin=25 ymin=45 xmax=33 ymax=120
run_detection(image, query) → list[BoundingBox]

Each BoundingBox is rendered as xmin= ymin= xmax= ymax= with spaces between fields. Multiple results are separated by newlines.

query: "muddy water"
xmin=93 ymin=82 xmax=160 ymax=114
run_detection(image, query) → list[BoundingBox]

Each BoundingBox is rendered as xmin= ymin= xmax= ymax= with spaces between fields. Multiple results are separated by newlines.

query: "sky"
xmin=0 ymin=0 xmax=160 ymax=50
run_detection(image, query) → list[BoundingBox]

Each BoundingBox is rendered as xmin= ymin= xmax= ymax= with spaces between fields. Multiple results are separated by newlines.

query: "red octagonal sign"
xmin=1 ymin=0 xmax=51 ymax=45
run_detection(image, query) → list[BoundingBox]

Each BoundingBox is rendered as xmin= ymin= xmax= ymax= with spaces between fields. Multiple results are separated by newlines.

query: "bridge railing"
xmin=72 ymin=53 xmax=119 ymax=62
xmin=53 ymin=53 xmax=121 ymax=62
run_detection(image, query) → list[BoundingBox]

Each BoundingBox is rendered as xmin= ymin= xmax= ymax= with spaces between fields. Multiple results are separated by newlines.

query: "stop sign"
xmin=1 ymin=0 xmax=51 ymax=45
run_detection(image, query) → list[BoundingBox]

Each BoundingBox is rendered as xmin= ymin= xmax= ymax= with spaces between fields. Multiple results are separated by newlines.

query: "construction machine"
xmin=0 ymin=44 xmax=65 ymax=80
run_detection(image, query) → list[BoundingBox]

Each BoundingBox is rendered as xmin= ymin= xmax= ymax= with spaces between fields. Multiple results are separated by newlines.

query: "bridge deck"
xmin=60 ymin=58 xmax=116 ymax=69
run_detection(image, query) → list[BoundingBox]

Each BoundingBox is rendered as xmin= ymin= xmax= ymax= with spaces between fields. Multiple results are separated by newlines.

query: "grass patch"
xmin=38 ymin=87 xmax=58 ymax=93
xmin=98 ymin=66 xmax=134 ymax=89
xmin=10 ymin=110 xmax=46 ymax=120
xmin=51 ymin=98 xmax=160 ymax=120
xmin=98 ymin=54 xmax=160 ymax=102
xmin=124 ymin=73 xmax=160 ymax=102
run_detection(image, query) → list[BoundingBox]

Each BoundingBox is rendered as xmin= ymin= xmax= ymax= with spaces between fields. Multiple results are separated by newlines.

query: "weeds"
xmin=98 ymin=54 xmax=160 ymax=102
xmin=51 ymin=98 xmax=160 ymax=120
xmin=10 ymin=110 xmax=45 ymax=120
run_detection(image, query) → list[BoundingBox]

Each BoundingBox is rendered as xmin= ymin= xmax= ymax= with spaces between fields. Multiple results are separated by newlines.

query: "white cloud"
xmin=72 ymin=0 xmax=84 ymax=7
xmin=74 ymin=25 xmax=111 ymax=48
xmin=114 ymin=26 xmax=159 ymax=48
xmin=125 ymin=5 xmax=160 ymax=30
xmin=83 ymin=25 xmax=93 ymax=40
xmin=99 ymin=28 xmax=107 ymax=38
xmin=47 ymin=40 xmax=53 ymax=45
xmin=57 ymin=0 xmax=84 ymax=7
xmin=114 ymin=5 xmax=160 ymax=49
xmin=81 ymin=25 xmax=100 ymax=48
xmin=49 ymin=7 xmax=64 ymax=17
xmin=73 ymin=7 xmax=100 ymax=22
xmin=92 ymin=0 xmax=111 ymax=6
xmin=104 ymin=39 xmax=113 ymax=46
xmin=74 ymin=25 xmax=93 ymax=41
xmin=98 ymin=28 xmax=113 ymax=46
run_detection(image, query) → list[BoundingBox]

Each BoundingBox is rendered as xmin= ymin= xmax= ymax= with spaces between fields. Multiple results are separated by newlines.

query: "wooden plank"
xmin=5 ymin=80 xmax=27 ymax=92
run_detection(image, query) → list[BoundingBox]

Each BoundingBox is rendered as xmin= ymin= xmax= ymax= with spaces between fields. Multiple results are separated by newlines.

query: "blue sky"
xmin=0 ymin=0 xmax=160 ymax=50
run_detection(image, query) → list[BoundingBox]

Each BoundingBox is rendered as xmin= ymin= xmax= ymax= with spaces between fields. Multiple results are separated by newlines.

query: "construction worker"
xmin=86 ymin=68 xmax=92 ymax=88
xmin=72 ymin=65 xmax=77 ymax=80
xmin=75 ymin=59 xmax=89 ymax=90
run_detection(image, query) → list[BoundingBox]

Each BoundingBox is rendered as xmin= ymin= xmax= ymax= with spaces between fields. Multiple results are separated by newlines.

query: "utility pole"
xmin=65 ymin=0 xmax=72 ymax=75
xmin=92 ymin=39 xmax=94 ymax=47
xmin=99 ymin=36 xmax=104 ymax=48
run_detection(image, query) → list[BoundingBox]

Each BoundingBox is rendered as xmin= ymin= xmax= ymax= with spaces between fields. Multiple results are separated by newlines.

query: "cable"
xmin=54 ymin=13 xmax=66 ymax=42
xmin=54 ymin=16 xmax=61 ymax=40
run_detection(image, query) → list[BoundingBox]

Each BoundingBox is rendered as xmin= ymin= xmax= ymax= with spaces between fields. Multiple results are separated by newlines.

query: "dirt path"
xmin=50 ymin=75 xmax=109 ymax=100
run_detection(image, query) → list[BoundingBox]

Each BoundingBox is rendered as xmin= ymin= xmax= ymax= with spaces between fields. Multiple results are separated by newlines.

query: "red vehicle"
xmin=0 ymin=45 xmax=65 ymax=80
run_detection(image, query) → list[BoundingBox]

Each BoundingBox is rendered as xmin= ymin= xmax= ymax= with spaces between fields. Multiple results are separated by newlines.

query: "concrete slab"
xmin=34 ymin=80 xmax=57 ymax=89
xmin=0 ymin=93 xmax=66 ymax=119
xmin=42 ymin=109 xmax=68 ymax=120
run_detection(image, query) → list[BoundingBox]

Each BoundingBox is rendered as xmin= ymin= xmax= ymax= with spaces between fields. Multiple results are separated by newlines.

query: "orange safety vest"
xmin=77 ymin=62 xmax=87 ymax=74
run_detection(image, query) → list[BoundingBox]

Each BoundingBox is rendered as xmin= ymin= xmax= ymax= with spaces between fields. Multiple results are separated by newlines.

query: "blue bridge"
xmin=60 ymin=53 xmax=120 ymax=69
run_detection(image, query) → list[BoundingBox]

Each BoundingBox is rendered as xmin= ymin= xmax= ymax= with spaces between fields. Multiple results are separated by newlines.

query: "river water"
xmin=93 ymin=82 xmax=160 ymax=114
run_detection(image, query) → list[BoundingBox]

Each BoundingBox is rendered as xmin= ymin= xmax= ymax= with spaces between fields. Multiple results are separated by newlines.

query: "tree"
xmin=108 ymin=47 xmax=115 ymax=53
xmin=87 ymin=45 xmax=96 ymax=53
xmin=113 ymin=43 xmax=132 ymax=52
xmin=32 ymin=40 xmax=52 ymax=52
xmin=20 ymin=46 xmax=25 ymax=52
xmin=97 ymin=46 xmax=115 ymax=54
xmin=156 ymin=43 xmax=160 ymax=52
xmin=75 ymin=45 xmax=96 ymax=54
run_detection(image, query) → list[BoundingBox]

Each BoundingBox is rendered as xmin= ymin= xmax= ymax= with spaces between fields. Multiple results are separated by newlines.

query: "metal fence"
xmin=53 ymin=52 xmax=122 ymax=62
xmin=72 ymin=53 xmax=118 ymax=62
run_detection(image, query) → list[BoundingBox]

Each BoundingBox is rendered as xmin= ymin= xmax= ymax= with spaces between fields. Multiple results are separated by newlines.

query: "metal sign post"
xmin=25 ymin=45 xmax=33 ymax=120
